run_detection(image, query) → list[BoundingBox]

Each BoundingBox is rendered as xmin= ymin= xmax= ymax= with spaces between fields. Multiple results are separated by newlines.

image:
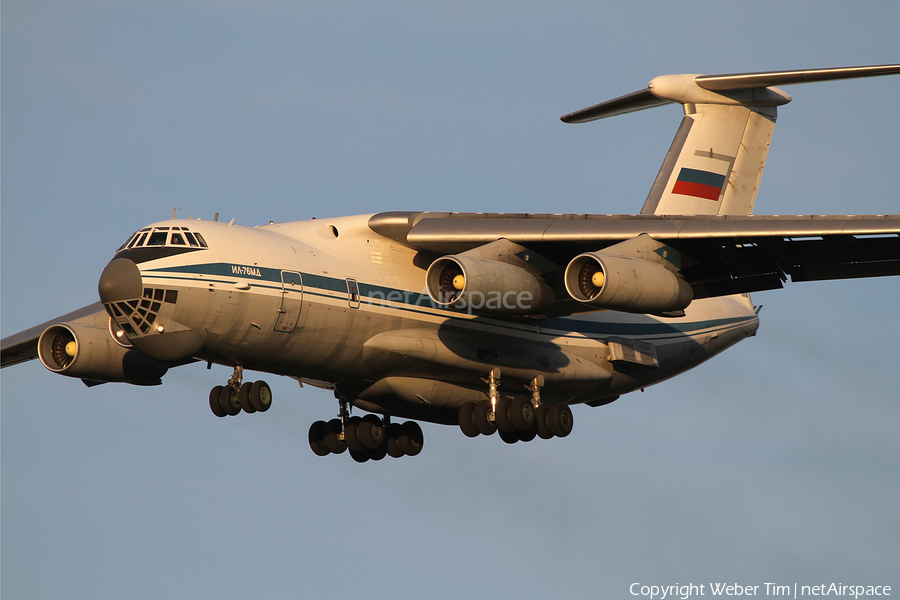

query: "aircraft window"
xmin=146 ymin=313 xmax=157 ymax=324
xmin=118 ymin=232 xmax=138 ymax=252
xmin=139 ymin=322 xmax=151 ymax=334
xmin=194 ymin=233 xmax=208 ymax=248
xmin=144 ymin=289 xmax=153 ymax=298
xmin=135 ymin=232 xmax=148 ymax=247
xmin=165 ymin=290 xmax=178 ymax=304
xmin=122 ymin=322 xmax=136 ymax=336
xmin=151 ymin=302 xmax=161 ymax=312
xmin=171 ymin=233 xmax=186 ymax=245
xmin=156 ymin=227 xmax=169 ymax=231
xmin=184 ymin=232 xmax=199 ymax=246
xmin=154 ymin=289 xmax=164 ymax=301
xmin=147 ymin=231 xmax=167 ymax=246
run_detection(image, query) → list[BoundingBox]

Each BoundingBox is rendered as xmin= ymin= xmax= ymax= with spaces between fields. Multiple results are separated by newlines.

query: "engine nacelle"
xmin=425 ymin=255 xmax=554 ymax=315
xmin=564 ymin=252 xmax=693 ymax=314
xmin=38 ymin=322 xmax=168 ymax=385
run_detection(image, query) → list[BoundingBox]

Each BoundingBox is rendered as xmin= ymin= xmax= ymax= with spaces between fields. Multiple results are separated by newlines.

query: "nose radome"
xmin=98 ymin=258 xmax=143 ymax=302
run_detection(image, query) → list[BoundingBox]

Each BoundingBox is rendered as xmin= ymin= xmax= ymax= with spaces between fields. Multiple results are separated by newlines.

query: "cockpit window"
xmin=116 ymin=225 xmax=209 ymax=254
xmin=118 ymin=232 xmax=138 ymax=252
xmin=147 ymin=231 xmax=168 ymax=246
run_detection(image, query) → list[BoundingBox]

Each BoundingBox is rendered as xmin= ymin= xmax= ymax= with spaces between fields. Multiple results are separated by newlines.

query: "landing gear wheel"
xmin=386 ymin=423 xmax=405 ymax=458
xmin=250 ymin=380 xmax=272 ymax=412
xmin=548 ymin=403 xmax=573 ymax=438
xmin=349 ymin=448 xmax=370 ymax=463
xmin=398 ymin=421 xmax=423 ymax=456
xmin=344 ymin=416 xmax=365 ymax=452
xmin=220 ymin=385 xmax=241 ymax=416
xmin=493 ymin=396 xmax=514 ymax=432
xmin=517 ymin=421 xmax=538 ymax=442
xmin=358 ymin=415 xmax=385 ymax=450
xmin=535 ymin=404 xmax=554 ymax=440
xmin=323 ymin=418 xmax=346 ymax=454
xmin=209 ymin=386 xmax=227 ymax=418
xmin=458 ymin=402 xmax=479 ymax=437
xmin=498 ymin=428 xmax=519 ymax=444
xmin=473 ymin=399 xmax=497 ymax=435
xmin=238 ymin=382 xmax=256 ymax=413
xmin=308 ymin=420 xmax=330 ymax=456
xmin=367 ymin=444 xmax=388 ymax=461
xmin=509 ymin=397 xmax=535 ymax=431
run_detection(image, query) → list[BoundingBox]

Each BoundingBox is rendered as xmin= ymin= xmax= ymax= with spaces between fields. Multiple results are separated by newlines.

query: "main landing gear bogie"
xmin=208 ymin=366 xmax=272 ymax=418
xmin=308 ymin=414 xmax=424 ymax=462
xmin=458 ymin=371 xmax=573 ymax=443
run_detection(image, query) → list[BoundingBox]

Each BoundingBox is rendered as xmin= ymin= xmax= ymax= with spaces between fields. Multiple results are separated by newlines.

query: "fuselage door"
xmin=274 ymin=271 xmax=303 ymax=333
xmin=346 ymin=278 xmax=361 ymax=309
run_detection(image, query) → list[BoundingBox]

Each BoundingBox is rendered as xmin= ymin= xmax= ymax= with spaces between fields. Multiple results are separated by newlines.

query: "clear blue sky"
xmin=2 ymin=2 xmax=898 ymax=598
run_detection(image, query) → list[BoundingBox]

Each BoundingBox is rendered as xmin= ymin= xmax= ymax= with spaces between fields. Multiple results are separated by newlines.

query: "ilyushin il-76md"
xmin=4 ymin=65 xmax=900 ymax=463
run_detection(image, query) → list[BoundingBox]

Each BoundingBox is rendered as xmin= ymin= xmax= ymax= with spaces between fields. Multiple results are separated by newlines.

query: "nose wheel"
xmin=208 ymin=366 xmax=272 ymax=417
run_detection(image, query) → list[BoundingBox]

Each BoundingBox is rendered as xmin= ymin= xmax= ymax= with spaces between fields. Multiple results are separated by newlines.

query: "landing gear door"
xmin=274 ymin=271 xmax=303 ymax=333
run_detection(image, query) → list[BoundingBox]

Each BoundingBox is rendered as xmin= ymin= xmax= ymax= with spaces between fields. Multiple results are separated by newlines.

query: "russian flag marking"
xmin=671 ymin=167 xmax=726 ymax=201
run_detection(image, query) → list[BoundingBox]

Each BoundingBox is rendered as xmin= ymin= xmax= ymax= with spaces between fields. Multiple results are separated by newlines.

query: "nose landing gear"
xmin=208 ymin=366 xmax=272 ymax=417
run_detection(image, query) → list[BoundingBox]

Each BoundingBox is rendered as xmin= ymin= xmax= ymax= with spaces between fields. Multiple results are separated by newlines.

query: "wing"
xmin=370 ymin=211 xmax=900 ymax=301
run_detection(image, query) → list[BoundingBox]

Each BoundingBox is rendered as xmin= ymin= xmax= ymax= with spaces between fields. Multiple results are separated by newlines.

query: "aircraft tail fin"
xmin=561 ymin=65 xmax=900 ymax=216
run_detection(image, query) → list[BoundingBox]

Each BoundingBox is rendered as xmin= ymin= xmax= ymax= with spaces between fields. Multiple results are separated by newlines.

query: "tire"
xmin=458 ymin=402 xmax=479 ymax=437
xmin=386 ymin=423 xmax=404 ymax=458
xmin=344 ymin=416 xmax=365 ymax=452
xmin=220 ymin=385 xmax=241 ymax=416
xmin=238 ymin=382 xmax=256 ymax=413
xmin=367 ymin=444 xmax=388 ymax=461
xmin=494 ymin=396 xmax=514 ymax=432
xmin=535 ymin=404 xmax=554 ymax=439
xmin=349 ymin=448 xmax=370 ymax=463
xmin=509 ymin=397 xmax=535 ymax=431
xmin=398 ymin=421 xmax=423 ymax=456
xmin=498 ymin=428 xmax=519 ymax=444
xmin=209 ymin=386 xmax=227 ymax=418
xmin=517 ymin=421 xmax=537 ymax=442
xmin=250 ymin=380 xmax=272 ymax=412
xmin=548 ymin=403 xmax=573 ymax=438
xmin=323 ymin=418 xmax=346 ymax=454
xmin=308 ymin=420 xmax=330 ymax=456
xmin=473 ymin=399 xmax=497 ymax=435
xmin=358 ymin=414 xmax=385 ymax=450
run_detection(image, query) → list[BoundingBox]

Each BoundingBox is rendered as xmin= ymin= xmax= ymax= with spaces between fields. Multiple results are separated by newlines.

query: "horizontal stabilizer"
xmin=561 ymin=64 xmax=900 ymax=123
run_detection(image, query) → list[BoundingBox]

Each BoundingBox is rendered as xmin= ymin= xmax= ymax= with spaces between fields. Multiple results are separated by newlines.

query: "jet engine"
xmin=425 ymin=254 xmax=554 ymax=315
xmin=38 ymin=322 xmax=168 ymax=385
xmin=564 ymin=252 xmax=693 ymax=314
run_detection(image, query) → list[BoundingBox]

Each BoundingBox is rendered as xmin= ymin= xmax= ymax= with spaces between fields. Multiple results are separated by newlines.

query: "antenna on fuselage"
xmin=214 ymin=213 xmax=220 ymax=222
xmin=172 ymin=208 xmax=180 ymax=219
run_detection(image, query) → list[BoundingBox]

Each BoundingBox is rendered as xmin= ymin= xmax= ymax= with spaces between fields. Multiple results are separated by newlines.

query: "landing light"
xmin=157 ymin=325 xmax=165 ymax=333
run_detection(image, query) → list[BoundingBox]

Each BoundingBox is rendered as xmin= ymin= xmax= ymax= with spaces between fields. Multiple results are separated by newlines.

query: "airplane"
xmin=3 ymin=64 xmax=900 ymax=463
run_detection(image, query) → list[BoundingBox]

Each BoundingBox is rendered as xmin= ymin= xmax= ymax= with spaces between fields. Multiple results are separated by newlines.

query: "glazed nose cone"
xmin=98 ymin=258 xmax=143 ymax=302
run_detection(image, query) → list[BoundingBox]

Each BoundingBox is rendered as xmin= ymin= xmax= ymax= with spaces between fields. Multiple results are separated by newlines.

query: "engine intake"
xmin=564 ymin=252 xmax=693 ymax=314
xmin=38 ymin=322 xmax=168 ymax=385
xmin=425 ymin=255 xmax=554 ymax=315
